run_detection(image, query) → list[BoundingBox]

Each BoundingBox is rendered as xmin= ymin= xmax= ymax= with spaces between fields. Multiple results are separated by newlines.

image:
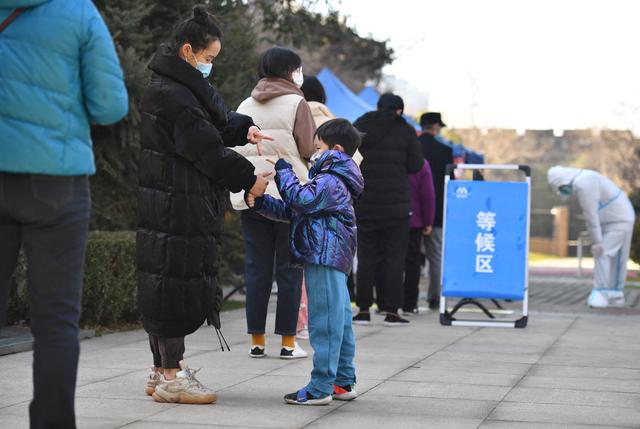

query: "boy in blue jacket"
xmin=246 ymin=119 xmax=364 ymax=405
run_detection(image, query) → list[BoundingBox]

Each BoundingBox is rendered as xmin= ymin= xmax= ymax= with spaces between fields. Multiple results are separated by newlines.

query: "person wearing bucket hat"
xmin=418 ymin=112 xmax=453 ymax=310
xmin=421 ymin=112 xmax=447 ymax=128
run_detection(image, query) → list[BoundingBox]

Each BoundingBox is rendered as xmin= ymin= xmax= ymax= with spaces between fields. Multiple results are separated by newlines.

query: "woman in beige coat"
xmin=231 ymin=48 xmax=315 ymax=359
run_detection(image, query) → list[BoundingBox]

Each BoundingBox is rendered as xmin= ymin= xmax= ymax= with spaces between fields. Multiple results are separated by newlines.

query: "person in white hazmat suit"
xmin=547 ymin=166 xmax=636 ymax=308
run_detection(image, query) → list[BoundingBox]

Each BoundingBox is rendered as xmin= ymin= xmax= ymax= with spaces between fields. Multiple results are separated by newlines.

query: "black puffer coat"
xmin=353 ymin=110 xmax=424 ymax=222
xmin=137 ymin=45 xmax=257 ymax=338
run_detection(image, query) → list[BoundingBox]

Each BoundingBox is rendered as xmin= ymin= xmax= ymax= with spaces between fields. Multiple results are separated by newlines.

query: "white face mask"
xmin=292 ymin=68 xmax=304 ymax=88
xmin=309 ymin=151 xmax=322 ymax=166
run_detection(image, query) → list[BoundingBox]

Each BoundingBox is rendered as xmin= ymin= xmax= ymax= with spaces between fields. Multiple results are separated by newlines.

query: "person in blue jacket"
xmin=0 ymin=1 xmax=128 ymax=428
xmin=246 ymin=119 xmax=364 ymax=405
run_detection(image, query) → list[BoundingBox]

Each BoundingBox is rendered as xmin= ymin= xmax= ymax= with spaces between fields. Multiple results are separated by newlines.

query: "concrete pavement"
xmin=2 ymin=302 xmax=640 ymax=428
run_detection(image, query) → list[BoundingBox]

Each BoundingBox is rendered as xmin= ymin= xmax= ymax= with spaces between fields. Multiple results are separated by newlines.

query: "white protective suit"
xmin=547 ymin=166 xmax=635 ymax=308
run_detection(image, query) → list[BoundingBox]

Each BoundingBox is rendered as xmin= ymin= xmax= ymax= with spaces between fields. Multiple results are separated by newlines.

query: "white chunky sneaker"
xmin=152 ymin=368 xmax=217 ymax=404
xmin=145 ymin=367 xmax=162 ymax=396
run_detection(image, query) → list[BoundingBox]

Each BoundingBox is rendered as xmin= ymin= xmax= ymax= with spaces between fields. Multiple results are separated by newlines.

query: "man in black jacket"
xmin=419 ymin=112 xmax=453 ymax=310
xmin=352 ymin=94 xmax=424 ymax=326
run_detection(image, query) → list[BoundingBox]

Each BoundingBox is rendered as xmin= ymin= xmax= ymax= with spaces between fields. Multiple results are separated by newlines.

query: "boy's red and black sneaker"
xmin=284 ymin=387 xmax=332 ymax=406
xmin=333 ymin=383 xmax=358 ymax=401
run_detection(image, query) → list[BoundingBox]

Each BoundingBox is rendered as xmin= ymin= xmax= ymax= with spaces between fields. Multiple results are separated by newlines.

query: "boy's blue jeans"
xmin=304 ymin=264 xmax=356 ymax=398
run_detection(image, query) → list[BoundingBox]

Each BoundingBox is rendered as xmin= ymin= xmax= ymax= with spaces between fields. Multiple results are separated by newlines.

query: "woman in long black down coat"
xmin=137 ymin=5 xmax=270 ymax=404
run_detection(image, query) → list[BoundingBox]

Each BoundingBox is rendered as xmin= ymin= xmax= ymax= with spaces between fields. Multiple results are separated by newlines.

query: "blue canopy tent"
xmin=317 ymin=68 xmax=374 ymax=122
xmin=357 ymin=86 xmax=379 ymax=107
xmin=451 ymin=143 xmax=467 ymax=159
xmin=465 ymin=149 xmax=485 ymax=164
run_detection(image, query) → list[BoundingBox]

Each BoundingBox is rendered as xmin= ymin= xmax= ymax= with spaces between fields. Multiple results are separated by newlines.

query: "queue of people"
xmin=0 ymin=2 xmax=446 ymax=420
xmin=6 ymin=3 xmax=634 ymax=428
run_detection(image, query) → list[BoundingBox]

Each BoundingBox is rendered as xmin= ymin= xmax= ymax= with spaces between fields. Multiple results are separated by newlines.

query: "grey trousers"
xmin=149 ymin=335 xmax=185 ymax=369
xmin=424 ymin=227 xmax=443 ymax=303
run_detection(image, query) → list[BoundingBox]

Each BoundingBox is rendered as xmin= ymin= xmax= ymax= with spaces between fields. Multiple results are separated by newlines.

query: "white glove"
xmin=591 ymin=244 xmax=604 ymax=257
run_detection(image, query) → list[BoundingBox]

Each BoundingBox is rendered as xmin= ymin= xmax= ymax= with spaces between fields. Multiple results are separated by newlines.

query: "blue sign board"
xmin=442 ymin=180 xmax=529 ymax=300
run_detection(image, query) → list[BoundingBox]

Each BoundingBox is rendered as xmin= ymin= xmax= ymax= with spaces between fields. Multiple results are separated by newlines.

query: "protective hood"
xmin=251 ymin=78 xmax=303 ymax=103
xmin=547 ymin=166 xmax=582 ymax=189
xmin=309 ymin=150 xmax=364 ymax=198
xmin=0 ymin=0 xmax=46 ymax=8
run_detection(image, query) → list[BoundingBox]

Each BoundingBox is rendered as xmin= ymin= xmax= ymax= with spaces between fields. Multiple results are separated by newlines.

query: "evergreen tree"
xmin=91 ymin=0 xmax=154 ymax=229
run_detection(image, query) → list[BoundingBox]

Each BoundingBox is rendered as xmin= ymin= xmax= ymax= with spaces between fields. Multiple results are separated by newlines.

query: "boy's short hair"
xmin=315 ymin=119 xmax=362 ymax=157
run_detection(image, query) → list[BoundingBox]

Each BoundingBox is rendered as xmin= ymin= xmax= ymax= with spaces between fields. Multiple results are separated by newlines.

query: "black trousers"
xmin=403 ymin=228 xmax=424 ymax=311
xmin=0 ymin=173 xmax=90 ymax=429
xmin=356 ymin=217 xmax=410 ymax=313
xmin=241 ymin=210 xmax=302 ymax=336
xmin=347 ymin=272 xmax=355 ymax=302
xmin=149 ymin=335 xmax=185 ymax=369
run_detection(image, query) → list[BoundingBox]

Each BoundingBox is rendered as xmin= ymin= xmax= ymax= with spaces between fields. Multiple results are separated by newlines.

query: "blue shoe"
xmin=284 ymin=387 xmax=332 ymax=405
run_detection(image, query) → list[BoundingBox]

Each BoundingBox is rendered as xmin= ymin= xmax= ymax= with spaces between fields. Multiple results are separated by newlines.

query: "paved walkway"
xmin=528 ymin=274 xmax=640 ymax=314
xmin=2 ymin=303 xmax=640 ymax=428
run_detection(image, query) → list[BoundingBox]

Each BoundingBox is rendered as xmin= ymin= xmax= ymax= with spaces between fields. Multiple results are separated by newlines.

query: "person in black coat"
xmin=137 ymin=6 xmax=270 ymax=404
xmin=352 ymin=93 xmax=424 ymax=326
xmin=418 ymin=112 xmax=453 ymax=309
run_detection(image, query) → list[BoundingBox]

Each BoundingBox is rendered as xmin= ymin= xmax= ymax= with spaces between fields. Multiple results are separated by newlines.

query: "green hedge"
xmin=84 ymin=231 xmax=138 ymax=325
xmin=7 ymin=219 xmax=246 ymax=327
xmin=7 ymin=231 xmax=137 ymax=327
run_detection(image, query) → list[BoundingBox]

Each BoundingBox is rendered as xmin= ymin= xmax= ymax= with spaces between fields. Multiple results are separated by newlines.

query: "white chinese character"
xmin=476 ymin=211 xmax=496 ymax=231
xmin=475 ymin=232 xmax=496 ymax=253
xmin=476 ymin=255 xmax=494 ymax=273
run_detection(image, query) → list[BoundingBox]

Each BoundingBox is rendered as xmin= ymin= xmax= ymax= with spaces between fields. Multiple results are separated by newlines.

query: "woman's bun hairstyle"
xmin=192 ymin=5 xmax=209 ymax=24
xmin=174 ymin=4 xmax=223 ymax=52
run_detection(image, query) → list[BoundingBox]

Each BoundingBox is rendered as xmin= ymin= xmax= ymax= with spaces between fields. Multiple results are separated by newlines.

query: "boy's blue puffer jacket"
xmin=0 ymin=0 xmax=128 ymax=175
xmin=253 ymin=150 xmax=364 ymax=274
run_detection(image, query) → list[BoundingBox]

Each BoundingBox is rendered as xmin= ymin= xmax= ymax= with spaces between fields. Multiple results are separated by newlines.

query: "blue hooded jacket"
xmin=252 ymin=150 xmax=364 ymax=274
xmin=0 ymin=0 xmax=128 ymax=175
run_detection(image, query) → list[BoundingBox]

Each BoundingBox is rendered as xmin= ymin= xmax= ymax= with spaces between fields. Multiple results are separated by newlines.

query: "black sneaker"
xmin=428 ymin=299 xmax=440 ymax=310
xmin=284 ymin=388 xmax=332 ymax=405
xmin=352 ymin=312 xmax=371 ymax=325
xmin=248 ymin=345 xmax=266 ymax=358
xmin=402 ymin=308 xmax=419 ymax=316
xmin=279 ymin=343 xmax=308 ymax=360
xmin=384 ymin=312 xmax=409 ymax=326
